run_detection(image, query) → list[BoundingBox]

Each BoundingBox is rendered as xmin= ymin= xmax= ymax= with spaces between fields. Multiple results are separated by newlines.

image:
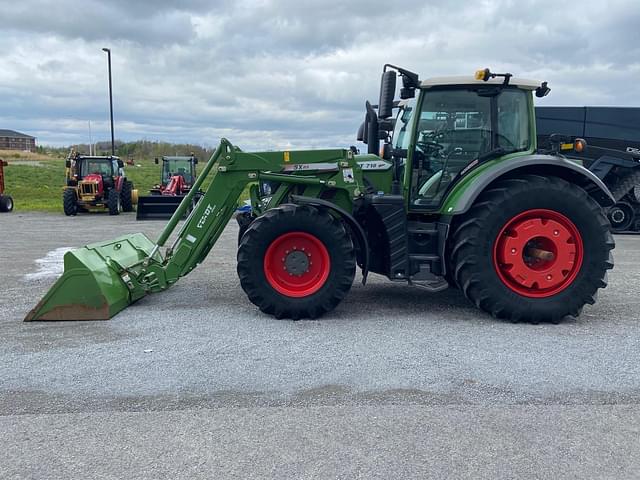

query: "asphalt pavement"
xmin=1 ymin=212 xmax=640 ymax=479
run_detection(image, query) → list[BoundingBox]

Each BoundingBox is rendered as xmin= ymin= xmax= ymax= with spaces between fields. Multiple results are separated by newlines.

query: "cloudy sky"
xmin=1 ymin=0 xmax=639 ymax=149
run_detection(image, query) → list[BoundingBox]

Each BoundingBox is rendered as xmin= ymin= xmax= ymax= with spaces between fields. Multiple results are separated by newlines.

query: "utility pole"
xmin=102 ymin=47 xmax=115 ymax=155
xmin=88 ymin=120 xmax=93 ymax=155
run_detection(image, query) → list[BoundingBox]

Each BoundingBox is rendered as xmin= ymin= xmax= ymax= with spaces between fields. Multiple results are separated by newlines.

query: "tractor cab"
xmin=78 ymin=157 xmax=119 ymax=179
xmin=156 ymin=155 xmax=197 ymax=189
xmin=365 ymin=67 xmax=549 ymax=211
xmin=405 ymin=81 xmax=534 ymax=207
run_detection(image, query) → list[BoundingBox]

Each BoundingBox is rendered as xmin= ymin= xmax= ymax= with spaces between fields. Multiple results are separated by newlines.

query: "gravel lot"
xmin=1 ymin=212 xmax=640 ymax=479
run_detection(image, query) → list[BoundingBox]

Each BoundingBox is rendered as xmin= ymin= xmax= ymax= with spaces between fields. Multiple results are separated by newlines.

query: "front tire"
xmin=121 ymin=181 xmax=134 ymax=212
xmin=107 ymin=188 xmax=121 ymax=215
xmin=451 ymin=174 xmax=614 ymax=323
xmin=63 ymin=189 xmax=78 ymax=216
xmin=237 ymin=204 xmax=356 ymax=319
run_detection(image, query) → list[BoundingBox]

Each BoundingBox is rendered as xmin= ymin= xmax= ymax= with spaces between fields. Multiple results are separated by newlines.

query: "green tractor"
xmin=26 ymin=66 xmax=615 ymax=323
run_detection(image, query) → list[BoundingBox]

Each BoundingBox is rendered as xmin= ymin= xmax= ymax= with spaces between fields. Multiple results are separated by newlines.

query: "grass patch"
xmin=2 ymin=151 xmax=246 ymax=213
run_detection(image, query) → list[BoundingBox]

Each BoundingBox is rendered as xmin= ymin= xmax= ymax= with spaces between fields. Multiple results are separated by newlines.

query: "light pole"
xmin=102 ymin=47 xmax=115 ymax=155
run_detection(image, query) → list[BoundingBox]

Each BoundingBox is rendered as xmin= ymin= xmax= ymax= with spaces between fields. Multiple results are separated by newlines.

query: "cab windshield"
xmin=81 ymin=159 xmax=114 ymax=177
xmin=163 ymin=158 xmax=194 ymax=185
xmin=410 ymin=87 xmax=531 ymax=207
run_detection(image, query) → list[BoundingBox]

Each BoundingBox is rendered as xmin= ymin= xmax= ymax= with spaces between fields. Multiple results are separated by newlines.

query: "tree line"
xmin=39 ymin=140 xmax=213 ymax=161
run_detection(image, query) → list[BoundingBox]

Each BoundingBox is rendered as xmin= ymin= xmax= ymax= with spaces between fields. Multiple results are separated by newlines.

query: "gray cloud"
xmin=0 ymin=0 xmax=638 ymax=148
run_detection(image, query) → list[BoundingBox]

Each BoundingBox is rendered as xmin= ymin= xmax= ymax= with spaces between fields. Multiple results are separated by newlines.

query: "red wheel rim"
xmin=493 ymin=209 xmax=583 ymax=298
xmin=263 ymin=232 xmax=330 ymax=297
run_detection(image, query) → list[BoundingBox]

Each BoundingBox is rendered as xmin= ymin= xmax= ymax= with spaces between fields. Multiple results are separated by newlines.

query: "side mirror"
xmin=65 ymin=160 xmax=71 ymax=168
xmin=378 ymin=70 xmax=396 ymax=119
xmin=400 ymin=87 xmax=415 ymax=99
xmin=154 ymin=157 xmax=159 ymax=164
xmin=117 ymin=159 xmax=124 ymax=168
xmin=193 ymin=157 xmax=198 ymax=164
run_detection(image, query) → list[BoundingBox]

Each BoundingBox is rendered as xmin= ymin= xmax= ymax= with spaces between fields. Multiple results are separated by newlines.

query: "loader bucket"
xmin=25 ymin=233 xmax=156 ymax=321
xmin=136 ymin=195 xmax=185 ymax=220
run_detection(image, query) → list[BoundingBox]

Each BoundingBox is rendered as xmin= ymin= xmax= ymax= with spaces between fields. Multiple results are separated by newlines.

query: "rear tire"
xmin=63 ymin=189 xmax=78 ymax=216
xmin=0 ymin=195 xmax=13 ymax=212
xmin=121 ymin=181 xmax=134 ymax=212
xmin=450 ymin=174 xmax=614 ymax=323
xmin=237 ymin=204 xmax=356 ymax=319
xmin=107 ymin=188 xmax=121 ymax=215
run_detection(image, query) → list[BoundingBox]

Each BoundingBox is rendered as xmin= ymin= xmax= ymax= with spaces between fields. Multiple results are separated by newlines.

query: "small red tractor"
xmin=136 ymin=154 xmax=198 ymax=220
xmin=0 ymin=158 xmax=14 ymax=212
xmin=63 ymin=149 xmax=137 ymax=216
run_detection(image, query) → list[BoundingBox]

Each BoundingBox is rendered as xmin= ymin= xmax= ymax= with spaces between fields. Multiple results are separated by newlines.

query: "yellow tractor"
xmin=63 ymin=149 xmax=138 ymax=215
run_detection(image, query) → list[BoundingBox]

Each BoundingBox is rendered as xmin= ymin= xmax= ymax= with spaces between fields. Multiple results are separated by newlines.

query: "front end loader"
xmin=26 ymin=66 xmax=615 ymax=324
xmin=136 ymin=154 xmax=199 ymax=220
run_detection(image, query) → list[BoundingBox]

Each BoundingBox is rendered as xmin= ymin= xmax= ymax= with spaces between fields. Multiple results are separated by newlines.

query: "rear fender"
xmin=441 ymin=154 xmax=615 ymax=215
xmin=290 ymin=195 xmax=370 ymax=284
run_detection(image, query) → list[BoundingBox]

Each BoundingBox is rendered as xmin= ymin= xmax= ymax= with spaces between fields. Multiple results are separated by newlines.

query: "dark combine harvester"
xmin=537 ymin=107 xmax=640 ymax=232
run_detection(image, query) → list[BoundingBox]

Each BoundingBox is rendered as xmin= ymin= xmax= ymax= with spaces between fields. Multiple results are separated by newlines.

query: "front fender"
xmin=441 ymin=154 xmax=615 ymax=215
xmin=290 ymin=195 xmax=370 ymax=284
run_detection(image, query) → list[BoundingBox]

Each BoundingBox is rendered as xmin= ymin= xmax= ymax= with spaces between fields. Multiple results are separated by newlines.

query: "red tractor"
xmin=63 ymin=150 xmax=137 ymax=216
xmin=136 ymin=154 xmax=198 ymax=220
xmin=0 ymin=158 xmax=14 ymax=212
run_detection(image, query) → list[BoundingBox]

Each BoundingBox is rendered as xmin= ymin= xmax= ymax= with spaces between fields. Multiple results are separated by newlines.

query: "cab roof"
xmin=420 ymin=75 xmax=542 ymax=90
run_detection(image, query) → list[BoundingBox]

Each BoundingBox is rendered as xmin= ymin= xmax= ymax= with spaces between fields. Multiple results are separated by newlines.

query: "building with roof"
xmin=0 ymin=129 xmax=36 ymax=151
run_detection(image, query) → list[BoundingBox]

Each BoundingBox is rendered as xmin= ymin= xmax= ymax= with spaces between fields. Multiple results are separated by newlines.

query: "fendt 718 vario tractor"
xmin=63 ymin=149 xmax=138 ymax=216
xmin=27 ymin=66 xmax=615 ymax=324
xmin=136 ymin=155 xmax=199 ymax=220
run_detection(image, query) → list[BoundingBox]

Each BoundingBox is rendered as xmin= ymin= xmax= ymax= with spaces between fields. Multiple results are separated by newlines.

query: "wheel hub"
xmin=263 ymin=231 xmax=330 ymax=297
xmin=494 ymin=209 xmax=583 ymax=298
xmin=610 ymin=208 xmax=626 ymax=224
xmin=284 ymin=250 xmax=310 ymax=276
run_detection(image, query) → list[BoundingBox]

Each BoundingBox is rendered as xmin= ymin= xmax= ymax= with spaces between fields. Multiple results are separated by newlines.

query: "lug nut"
xmin=546 ymin=274 xmax=552 ymax=280
xmin=511 ymin=248 xmax=517 ymax=254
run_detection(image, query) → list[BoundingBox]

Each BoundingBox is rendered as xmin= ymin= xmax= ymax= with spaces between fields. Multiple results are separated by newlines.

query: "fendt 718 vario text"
xmin=27 ymin=66 xmax=615 ymax=323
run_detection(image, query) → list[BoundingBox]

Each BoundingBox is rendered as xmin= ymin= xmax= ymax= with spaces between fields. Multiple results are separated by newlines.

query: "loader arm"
xmin=25 ymin=138 xmax=362 ymax=321
xmin=137 ymin=139 xmax=353 ymax=292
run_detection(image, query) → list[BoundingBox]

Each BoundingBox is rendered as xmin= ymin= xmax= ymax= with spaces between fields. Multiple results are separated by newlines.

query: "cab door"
xmin=406 ymin=88 xmax=493 ymax=210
